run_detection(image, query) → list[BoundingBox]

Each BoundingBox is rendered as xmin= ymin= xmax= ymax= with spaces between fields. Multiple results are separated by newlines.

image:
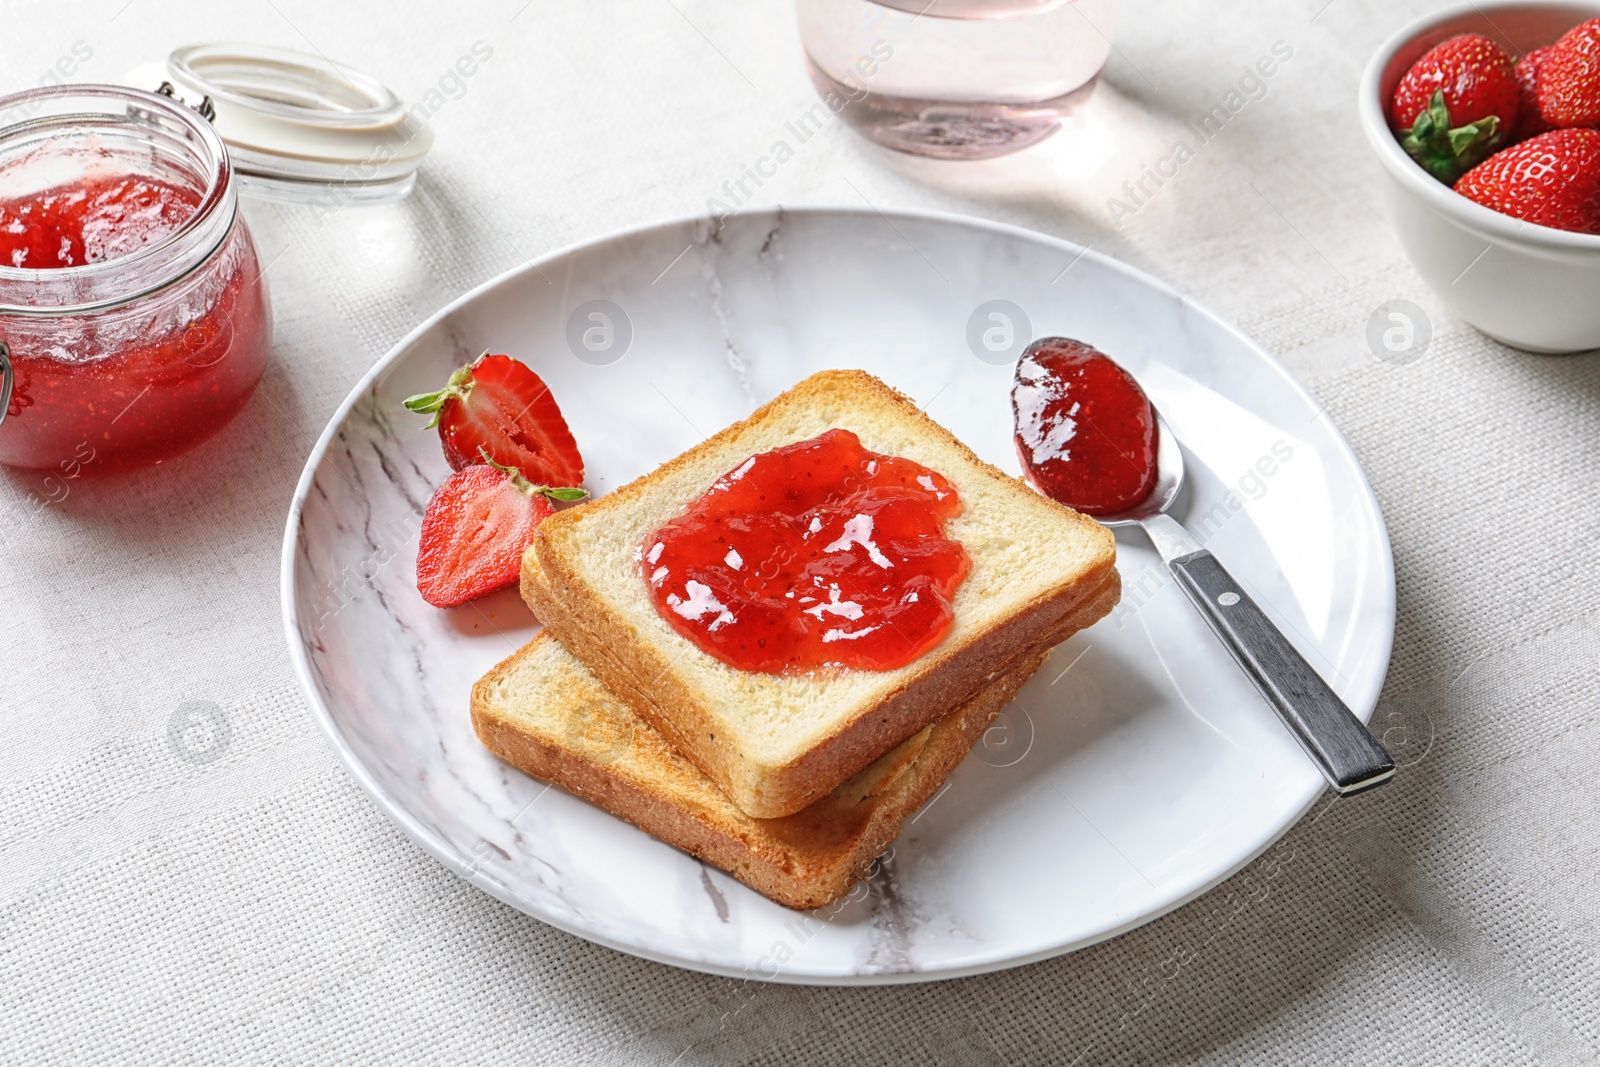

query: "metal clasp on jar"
xmin=0 ymin=340 xmax=12 ymax=429
xmin=151 ymin=81 xmax=216 ymax=123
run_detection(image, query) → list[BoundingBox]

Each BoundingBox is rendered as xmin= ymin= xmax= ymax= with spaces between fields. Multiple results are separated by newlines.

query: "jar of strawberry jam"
xmin=0 ymin=85 xmax=271 ymax=474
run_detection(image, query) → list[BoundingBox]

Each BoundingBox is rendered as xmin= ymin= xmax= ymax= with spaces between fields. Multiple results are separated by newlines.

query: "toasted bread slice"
xmin=471 ymin=632 xmax=1048 ymax=911
xmin=520 ymin=544 xmax=1112 ymax=799
xmin=528 ymin=369 xmax=1119 ymax=818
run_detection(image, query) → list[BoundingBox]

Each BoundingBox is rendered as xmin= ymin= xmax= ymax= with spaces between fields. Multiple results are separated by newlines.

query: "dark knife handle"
xmin=1168 ymin=550 xmax=1394 ymax=795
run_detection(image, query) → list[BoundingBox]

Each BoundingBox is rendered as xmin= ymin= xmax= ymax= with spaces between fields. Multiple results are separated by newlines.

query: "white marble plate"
xmin=281 ymin=207 xmax=1394 ymax=985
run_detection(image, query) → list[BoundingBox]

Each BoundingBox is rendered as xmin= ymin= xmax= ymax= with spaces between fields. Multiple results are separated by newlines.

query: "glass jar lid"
xmin=131 ymin=43 xmax=433 ymax=205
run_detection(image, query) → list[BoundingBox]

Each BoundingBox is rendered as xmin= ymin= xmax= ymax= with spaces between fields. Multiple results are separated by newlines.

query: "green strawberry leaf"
xmin=403 ymin=361 xmax=479 ymax=428
xmin=1399 ymin=90 xmax=1503 ymax=185
xmin=477 ymin=446 xmax=588 ymax=502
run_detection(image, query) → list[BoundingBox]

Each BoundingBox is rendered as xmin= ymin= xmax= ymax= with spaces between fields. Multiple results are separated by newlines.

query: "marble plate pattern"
xmin=281 ymin=207 xmax=1395 ymax=985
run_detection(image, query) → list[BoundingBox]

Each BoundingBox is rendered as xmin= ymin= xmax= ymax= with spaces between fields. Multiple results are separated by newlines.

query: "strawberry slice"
xmin=416 ymin=452 xmax=587 ymax=608
xmin=405 ymin=353 xmax=585 ymax=486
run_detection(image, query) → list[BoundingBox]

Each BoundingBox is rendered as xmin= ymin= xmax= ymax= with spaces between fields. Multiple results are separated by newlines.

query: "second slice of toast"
xmin=528 ymin=369 xmax=1119 ymax=818
xmin=472 ymin=632 xmax=1047 ymax=911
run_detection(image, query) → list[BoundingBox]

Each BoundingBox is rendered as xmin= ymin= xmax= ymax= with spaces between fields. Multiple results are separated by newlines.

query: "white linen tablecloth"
xmin=4 ymin=0 xmax=1598 ymax=1063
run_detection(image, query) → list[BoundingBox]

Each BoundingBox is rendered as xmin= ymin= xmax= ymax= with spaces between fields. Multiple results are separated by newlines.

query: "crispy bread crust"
xmin=525 ymin=555 xmax=1120 ymax=816
xmin=524 ymin=549 xmax=1121 ymax=821
xmin=529 ymin=369 xmax=1120 ymax=818
xmin=471 ymin=635 xmax=1049 ymax=911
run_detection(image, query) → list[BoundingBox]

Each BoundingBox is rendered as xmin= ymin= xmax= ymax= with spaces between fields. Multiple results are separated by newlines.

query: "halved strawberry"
xmin=415 ymin=453 xmax=586 ymax=608
xmin=1538 ymin=18 xmax=1600 ymax=129
xmin=405 ymin=353 xmax=585 ymax=486
xmin=1454 ymin=128 xmax=1600 ymax=234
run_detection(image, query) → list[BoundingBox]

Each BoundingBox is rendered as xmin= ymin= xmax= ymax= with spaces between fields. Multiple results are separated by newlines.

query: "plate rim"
xmin=279 ymin=203 xmax=1396 ymax=986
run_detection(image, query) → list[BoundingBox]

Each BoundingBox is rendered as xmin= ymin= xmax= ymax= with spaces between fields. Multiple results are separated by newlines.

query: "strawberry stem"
xmin=477 ymin=447 xmax=588 ymax=502
xmin=1399 ymin=90 xmax=1502 ymax=185
xmin=402 ymin=359 xmax=479 ymax=429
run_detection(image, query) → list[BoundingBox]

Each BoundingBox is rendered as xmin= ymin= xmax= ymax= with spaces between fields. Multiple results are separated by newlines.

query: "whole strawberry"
xmin=1514 ymin=47 xmax=1555 ymax=139
xmin=416 ymin=453 xmax=587 ymax=608
xmin=1392 ymin=33 xmax=1521 ymax=128
xmin=1454 ymin=128 xmax=1600 ymax=234
xmin=1537 ymin=18 xmax=1600 ymax=128
xmin=1393 ymin=34 xmax=1520 ymax=182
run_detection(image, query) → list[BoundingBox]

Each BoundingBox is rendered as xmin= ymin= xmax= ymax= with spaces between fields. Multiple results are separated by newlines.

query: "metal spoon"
xmin=1097 ymin=410 xmax=1395 ymax=796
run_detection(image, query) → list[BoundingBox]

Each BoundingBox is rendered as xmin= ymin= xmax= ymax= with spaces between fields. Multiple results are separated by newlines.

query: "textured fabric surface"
xmin=3 ymin=0 xmax=1598 ymax=1064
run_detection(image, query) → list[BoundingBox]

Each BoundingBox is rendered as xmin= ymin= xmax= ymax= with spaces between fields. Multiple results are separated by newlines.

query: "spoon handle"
xmin=1165 ymin=549 xmax=1395 ymax=795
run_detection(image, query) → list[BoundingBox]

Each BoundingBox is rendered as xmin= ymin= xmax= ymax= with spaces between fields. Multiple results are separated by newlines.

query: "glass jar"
xmin=0 ymin=85 xmax=271 ymax=474
xmin=797 ymin=0 xmax=1122 ymax=159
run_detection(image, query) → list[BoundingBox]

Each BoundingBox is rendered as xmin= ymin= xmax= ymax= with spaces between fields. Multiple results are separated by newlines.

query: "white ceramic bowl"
xmin=1359 ymin=1 xmax=1600 ymax=354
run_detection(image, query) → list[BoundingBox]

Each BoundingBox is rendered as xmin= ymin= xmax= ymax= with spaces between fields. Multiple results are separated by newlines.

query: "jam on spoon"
xmin=641 ymin=428 xmax=970 ymax=674
xmin=1011 ymin=337 xmax=1159 ymax=515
